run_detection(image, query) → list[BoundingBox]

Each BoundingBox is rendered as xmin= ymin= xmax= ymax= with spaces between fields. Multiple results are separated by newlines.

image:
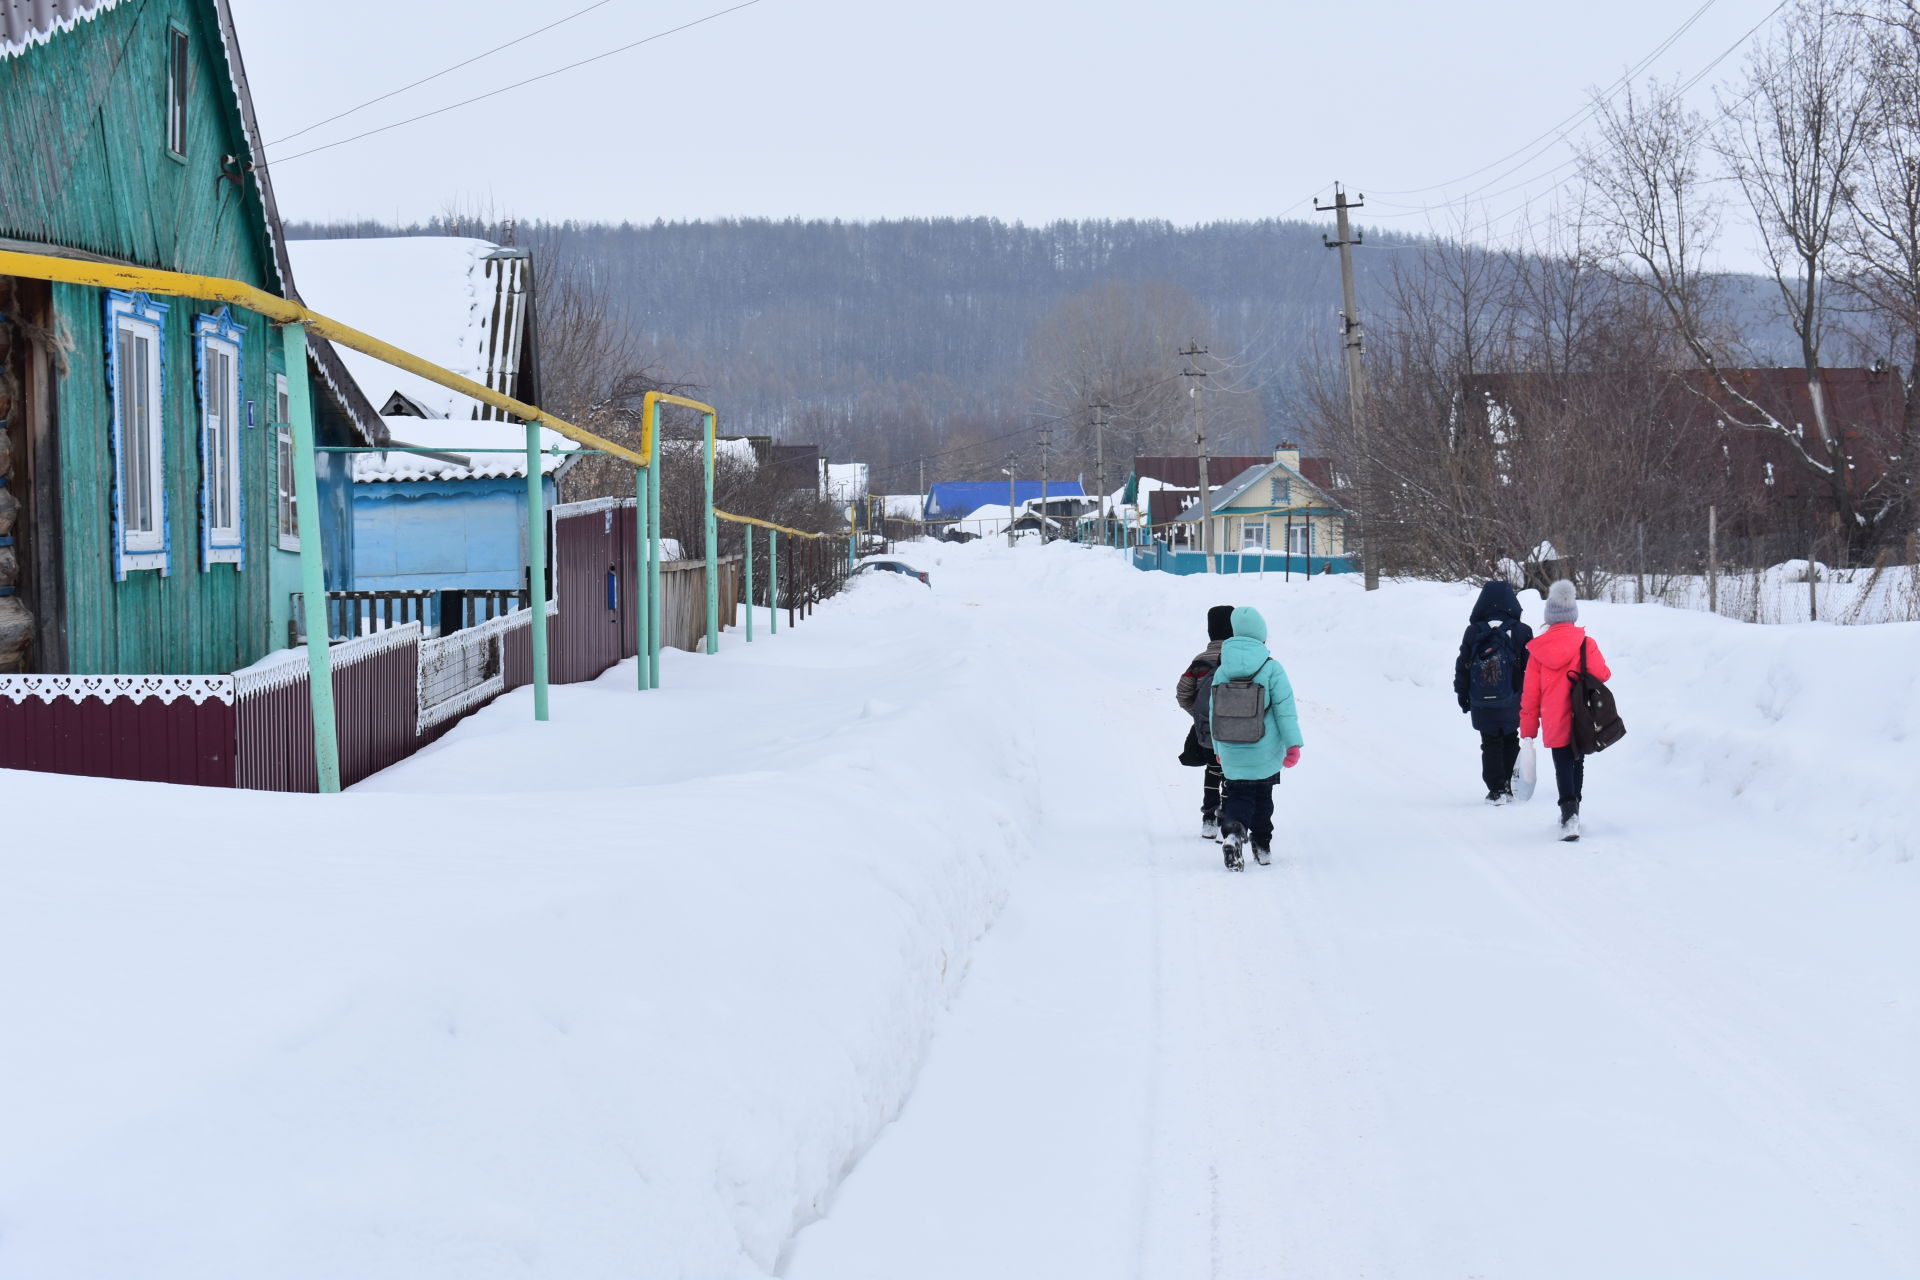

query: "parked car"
xmin=851 ymin=559 xmax=931 ymax=586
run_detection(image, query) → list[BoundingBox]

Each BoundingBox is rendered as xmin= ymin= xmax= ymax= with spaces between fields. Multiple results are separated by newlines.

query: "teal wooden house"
xmin=0 ymin=0 xmax=385 ymax=678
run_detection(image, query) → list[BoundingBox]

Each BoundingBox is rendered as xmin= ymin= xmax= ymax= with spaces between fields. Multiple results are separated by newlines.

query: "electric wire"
xmin=266 ymin=0 xmax=631 ymax=146
xmin=1372 ymin=0 xmax=1722 ymax=198
xmin=261 ymin=0 xmax=768 ymax=167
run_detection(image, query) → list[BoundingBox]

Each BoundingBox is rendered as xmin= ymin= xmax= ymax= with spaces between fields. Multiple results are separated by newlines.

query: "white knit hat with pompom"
xmin=1544 ymin=579 xmax=1579 ymax=625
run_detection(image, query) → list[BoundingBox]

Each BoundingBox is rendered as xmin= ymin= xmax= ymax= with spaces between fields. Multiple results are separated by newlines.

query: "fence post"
xmin=1707 ymin=505 xmax=1719 ymax=616
xmin=771 ymin=529 xmax=780 ymax=634
xmin=745 ymin=524 xmax=754 ymax=642
xmin=702 ymin=412 xmax=719 ymax=655
xmin=1809 ymin=533 xmax=1819 ymax=623
xmin=786 ymin=533 xmax=796 ymax=629
xmin=525 ymin=422 xmax=550 ymax=721
xmin=281 ymin=323 xmax=341 ymax=794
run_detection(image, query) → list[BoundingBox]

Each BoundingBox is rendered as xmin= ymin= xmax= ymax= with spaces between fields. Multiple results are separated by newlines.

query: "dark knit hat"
xmin=1207 ymin=605 xmax=1235 ymax=641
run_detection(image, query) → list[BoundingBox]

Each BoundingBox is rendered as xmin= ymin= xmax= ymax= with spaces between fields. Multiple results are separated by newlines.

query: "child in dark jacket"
xmin=1454 ymin=579 xmax=1534 ymax=805
xmin=1176 ymin=605 xmax=1236 ymax=839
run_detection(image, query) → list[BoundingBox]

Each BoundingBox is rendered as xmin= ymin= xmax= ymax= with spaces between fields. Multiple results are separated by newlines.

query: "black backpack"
xmin=1569 ymin=639 xmax=1626 ymax=754
xmin=1469 ymin=627 xmax=1521 ymax=712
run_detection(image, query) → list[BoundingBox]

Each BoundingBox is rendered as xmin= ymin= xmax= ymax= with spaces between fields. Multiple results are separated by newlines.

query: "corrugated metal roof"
xmin=0 ymin=0 xmax=119 ymax=57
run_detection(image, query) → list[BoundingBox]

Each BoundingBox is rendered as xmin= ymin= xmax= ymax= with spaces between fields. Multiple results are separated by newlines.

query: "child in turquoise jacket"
xmin=1209 ymin=605 xmax=1304 ymax=869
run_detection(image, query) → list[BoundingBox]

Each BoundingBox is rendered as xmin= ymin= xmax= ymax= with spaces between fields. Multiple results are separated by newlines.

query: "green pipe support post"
xmin=281 ymin=323 xmax=342 ymax=794
xmin=647 ymin=402 xmax=663 ymax=689
xmin=744 ymin=524 xmax=754 ymax=642
xmin=526 ymin=422 xmax=550 ymax=721
xmin=635 ymin=466 xmax=651 ymax=689
xmin=703 ymin=412 xmax=719 ymax=655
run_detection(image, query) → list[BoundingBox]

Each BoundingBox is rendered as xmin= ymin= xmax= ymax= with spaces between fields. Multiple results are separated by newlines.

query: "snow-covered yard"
xmin=3 ymin=541 xmax=1915 ymax=1279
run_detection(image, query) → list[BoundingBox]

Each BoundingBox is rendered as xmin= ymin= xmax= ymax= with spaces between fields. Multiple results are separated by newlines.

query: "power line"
xmin=1373 ymin=0 xmax=1722 ymax=198
xmin=1361 ymin=0 xmax=1790 ymax=234
xmin=261 ymin=0 xmax=769 ymax=168
xmin=266 ymin=0 xmax=631 ymax=147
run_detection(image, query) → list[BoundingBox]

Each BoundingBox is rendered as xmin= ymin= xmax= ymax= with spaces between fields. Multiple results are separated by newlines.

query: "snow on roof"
xmin=354 ymin=416 xmax=570 ymax=483
xmin=826 ymin=462 xmax=869 ymax=502
xmin=0 ymin=0 xmax=120 ymax=59
xmin=285 ymin=237 xmax=530 ymax=424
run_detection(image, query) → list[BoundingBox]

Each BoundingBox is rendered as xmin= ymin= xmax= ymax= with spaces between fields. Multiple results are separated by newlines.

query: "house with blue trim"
xmin=284 ymin=236 xmax=560 ymax=624
xmin=1155 ymin=445 xmax=1354 ymax=574
xmin=0 ymin=0 xmax=384 ymax=675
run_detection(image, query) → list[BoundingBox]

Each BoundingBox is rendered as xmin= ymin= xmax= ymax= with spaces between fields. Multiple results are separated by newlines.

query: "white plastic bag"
xmin=1512 ymin=739 xmax=1538 ymax=802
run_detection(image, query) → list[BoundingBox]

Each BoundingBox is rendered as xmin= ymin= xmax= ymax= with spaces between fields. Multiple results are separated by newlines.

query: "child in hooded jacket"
xmin=1209 ymin=605 xmax=1303 ymax=870
xmin=1454 ymin=580 xmax=1533 ymax=805
xmin=1175 ymin=605 xmax=1237 ymax=840
xmin=1521 ymin=579 xmax=1611 ymax=841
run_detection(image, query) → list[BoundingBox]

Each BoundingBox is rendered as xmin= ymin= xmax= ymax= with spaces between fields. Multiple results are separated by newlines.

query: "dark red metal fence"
xmin=0 ymin=679 xmax=235 ymax=787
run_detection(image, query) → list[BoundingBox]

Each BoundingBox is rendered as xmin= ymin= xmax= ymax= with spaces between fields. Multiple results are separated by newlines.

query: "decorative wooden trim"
xmin=0 ymin=674 xmax=234 ymax=706
xmin=193 ymin=308 xmax=245 ymax=569
xmin=104 ymin=291 xmax=170 ymax=580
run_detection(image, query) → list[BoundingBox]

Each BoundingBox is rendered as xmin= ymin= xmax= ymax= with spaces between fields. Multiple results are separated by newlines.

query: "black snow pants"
xmin=1201 ymin=759 xmax=1224 ymax=820
xmin=1552 ymin=744 xmax=1585 ymax=809
xmin=1221 ymin=773 xmax=1280 ymax=850
xmin=1480 ymin=730 xmax=1521 ymax=796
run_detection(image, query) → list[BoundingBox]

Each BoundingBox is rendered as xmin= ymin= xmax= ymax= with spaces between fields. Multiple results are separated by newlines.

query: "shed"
xmin=285 ymin=236 xmax=561 ymax=615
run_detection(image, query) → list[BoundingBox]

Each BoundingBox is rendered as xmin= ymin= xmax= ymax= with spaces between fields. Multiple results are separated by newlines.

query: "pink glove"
xmin=1283 ymin=746 xmax=1301 ymax=769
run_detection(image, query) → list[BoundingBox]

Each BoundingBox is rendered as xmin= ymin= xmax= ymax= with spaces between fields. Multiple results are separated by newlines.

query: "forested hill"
xmin=285 ymin=217 xmax=1408 ymax=483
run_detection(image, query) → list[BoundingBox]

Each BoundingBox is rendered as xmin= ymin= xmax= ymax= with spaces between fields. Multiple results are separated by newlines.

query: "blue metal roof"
xmin=926 ymin=480 xmax=1086 ymax=519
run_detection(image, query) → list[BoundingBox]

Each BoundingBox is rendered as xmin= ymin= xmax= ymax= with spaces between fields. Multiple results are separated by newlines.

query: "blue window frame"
xmin=105 ymin=291 xmax=170 ymax=580
xmin=194 ymin=309 xmax=246 ymax=569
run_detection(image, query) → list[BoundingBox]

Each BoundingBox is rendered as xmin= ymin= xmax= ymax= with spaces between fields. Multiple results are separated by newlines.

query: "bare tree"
xmin=1840 ymin=0 xmax=1920 ymax=529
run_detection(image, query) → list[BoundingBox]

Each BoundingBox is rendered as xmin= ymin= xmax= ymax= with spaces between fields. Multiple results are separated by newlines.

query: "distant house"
xmin=1470 ymin=367 xmax=1907 ymax=541
xmin=0 ymin=0 xmax=385 ymax=675
xmin=926 ymin=480 xmax=1086 ymax=523
xmin=1169 ymin=446 xmax=1350 ymax=564
xmin=285 ymin=236 xmax=562 ymax=614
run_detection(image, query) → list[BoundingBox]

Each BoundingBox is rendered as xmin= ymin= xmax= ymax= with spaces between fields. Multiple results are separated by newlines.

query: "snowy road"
xmin=785 ymin=544 xmax=1919 ymax=1279
xmin=3 ymin=540 xmax=1913 ymax=1280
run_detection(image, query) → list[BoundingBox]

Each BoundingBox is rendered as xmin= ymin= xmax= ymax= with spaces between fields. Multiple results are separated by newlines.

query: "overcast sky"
xmin=233 ymin=0 xmax=1780 ymax=254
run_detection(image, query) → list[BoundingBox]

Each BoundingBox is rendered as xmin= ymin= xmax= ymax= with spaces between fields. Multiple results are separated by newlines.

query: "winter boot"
xmin=1201 ymin=815 xmax=1220 ymax=841
xmin=1485 ymin=790 xmax=1511 ymax=807
xmin=1558 ymin=800 xmax=1582 ymax=843
xmin=1252 ymin=842 xmax=1271 ymax=866
xmin=1221 ymin=822 xmax=1245 ymax=872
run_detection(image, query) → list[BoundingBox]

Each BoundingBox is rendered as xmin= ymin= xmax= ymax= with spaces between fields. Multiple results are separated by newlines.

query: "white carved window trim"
xmin=106 ymin=291 xmax=170 ymax=580
xmin=195 ymin=310 xmax=245 ymax=569
xmin=274 ymin=373 xmax=300 ymax=551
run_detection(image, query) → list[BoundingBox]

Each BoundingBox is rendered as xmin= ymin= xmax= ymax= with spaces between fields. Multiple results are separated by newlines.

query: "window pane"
xmin=219 ymin=349 xmax=234 ymax=530
xmin=169 ymin=31 xmax=188 ymax=153
xmin=121 ymin=329 xmax=153 ymax=535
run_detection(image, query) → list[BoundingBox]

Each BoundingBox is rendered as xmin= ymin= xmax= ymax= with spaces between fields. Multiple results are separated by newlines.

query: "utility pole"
xmin=1180 ymin=342 xmax=1210 ymax=568
xmin=1039 ymin=422 xmax=1051 ymax=544
xmin=1317 ymin=182 xmax=1378 ymax=591
xmin=1005 ymin=463 xmax=1016 ymax=548
xmin=1092 ymin=401 xmax=1112 ymax=545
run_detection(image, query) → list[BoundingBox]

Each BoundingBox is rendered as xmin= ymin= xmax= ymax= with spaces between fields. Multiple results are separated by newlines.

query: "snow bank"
xmin=0 ymin=573 xmax=1037 ymax=1279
